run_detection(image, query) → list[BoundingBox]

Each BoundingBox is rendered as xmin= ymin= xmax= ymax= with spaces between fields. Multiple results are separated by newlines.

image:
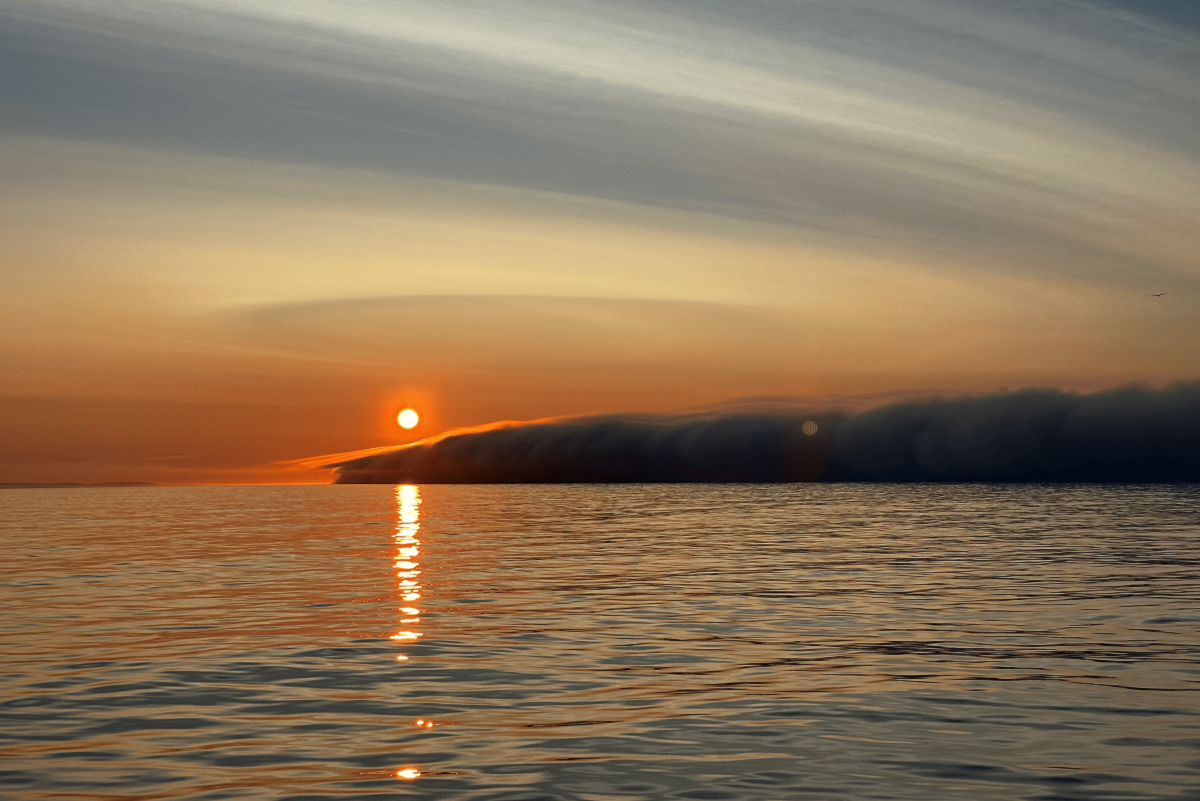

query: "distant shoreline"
xmin=0 ymin=482 xmax=157 ymax=489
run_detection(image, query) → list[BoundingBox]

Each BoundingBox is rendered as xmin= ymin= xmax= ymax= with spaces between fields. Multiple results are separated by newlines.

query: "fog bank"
xmin=327 ymin=383 xmax=1200 ymax=483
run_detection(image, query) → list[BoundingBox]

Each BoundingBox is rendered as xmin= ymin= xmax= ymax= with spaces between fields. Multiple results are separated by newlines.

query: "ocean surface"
xmin=2 ymin=484 xmax=1199 ymax=801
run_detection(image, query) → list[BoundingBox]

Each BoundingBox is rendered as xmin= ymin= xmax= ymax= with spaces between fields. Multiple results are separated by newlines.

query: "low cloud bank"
xmin=328 ymin=383 xmax=1200 ymax=483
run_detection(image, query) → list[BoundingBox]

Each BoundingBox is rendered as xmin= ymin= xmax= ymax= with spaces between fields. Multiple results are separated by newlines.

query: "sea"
xmin=2 ymin=484 xmax=1199 ymax=801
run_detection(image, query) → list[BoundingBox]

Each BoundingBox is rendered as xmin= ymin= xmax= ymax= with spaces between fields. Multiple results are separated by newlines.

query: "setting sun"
xmin=397 ymin=409 xmax=419 ymax=429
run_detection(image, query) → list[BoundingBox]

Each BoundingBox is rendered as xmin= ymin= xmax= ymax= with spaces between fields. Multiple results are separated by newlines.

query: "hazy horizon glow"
xmin=2 ymin=0 xmax=1198 ymax=483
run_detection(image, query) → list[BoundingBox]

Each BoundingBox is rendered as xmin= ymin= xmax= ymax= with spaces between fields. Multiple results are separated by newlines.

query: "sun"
xmin=397 ymin=409 xmax=419 ymax=429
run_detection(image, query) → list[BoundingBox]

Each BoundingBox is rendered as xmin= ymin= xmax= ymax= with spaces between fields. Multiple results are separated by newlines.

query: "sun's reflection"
xmin=392 ymin=485 xmax=423 ymax=649
xmin=392 ymin=485 xmax=433 ymax=781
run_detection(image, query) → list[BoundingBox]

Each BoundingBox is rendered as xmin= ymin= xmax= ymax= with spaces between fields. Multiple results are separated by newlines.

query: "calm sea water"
xmin=2 ymin=484 xmax=1199 ymax=800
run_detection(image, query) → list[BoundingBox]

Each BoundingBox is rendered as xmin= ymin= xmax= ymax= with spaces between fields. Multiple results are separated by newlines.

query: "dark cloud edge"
xmin=326 ymin=382 xmax=1200 ymax=484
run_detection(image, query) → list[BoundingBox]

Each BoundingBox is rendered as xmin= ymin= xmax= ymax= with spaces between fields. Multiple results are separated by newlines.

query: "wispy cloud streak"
xmin=3 ymin=0 xmax=1198 ymax=284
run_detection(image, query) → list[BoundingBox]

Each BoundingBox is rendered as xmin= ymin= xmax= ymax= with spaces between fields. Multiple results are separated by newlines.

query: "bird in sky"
xmin=1152 ymin=293 xmax=1166 ymax=297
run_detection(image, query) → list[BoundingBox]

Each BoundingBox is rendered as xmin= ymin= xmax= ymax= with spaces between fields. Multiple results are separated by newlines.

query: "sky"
xmin=2 ymin=0 xmax=1198 ymax=484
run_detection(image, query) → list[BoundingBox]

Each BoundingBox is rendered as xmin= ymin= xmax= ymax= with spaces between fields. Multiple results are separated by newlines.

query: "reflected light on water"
xmin=393 ymin=485 xmax=425 ymax=780
xmin=392 ymin=485 xmax=423 ymax=651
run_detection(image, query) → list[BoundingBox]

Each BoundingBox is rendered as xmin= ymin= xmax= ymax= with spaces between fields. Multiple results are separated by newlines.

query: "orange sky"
xmin=2 ymin=1 xmax=1198 ymax=484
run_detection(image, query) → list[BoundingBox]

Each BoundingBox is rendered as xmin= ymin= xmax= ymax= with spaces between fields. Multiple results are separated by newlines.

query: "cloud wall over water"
xmin=328 ymin=383 xmax=1200 ymax=483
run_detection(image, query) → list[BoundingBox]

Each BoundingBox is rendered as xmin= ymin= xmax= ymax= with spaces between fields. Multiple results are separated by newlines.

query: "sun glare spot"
xmin=397 ymin=408 xmax=419 ymax=429
xmin=397 ymin=768 xmax=420 ymax=780
xmin=391 ymin=631 xmax=422 ymax=640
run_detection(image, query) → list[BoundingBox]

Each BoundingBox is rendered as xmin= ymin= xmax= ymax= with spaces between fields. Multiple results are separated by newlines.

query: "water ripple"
xmin=1 ymin=484 xmax=1198 ymax=799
